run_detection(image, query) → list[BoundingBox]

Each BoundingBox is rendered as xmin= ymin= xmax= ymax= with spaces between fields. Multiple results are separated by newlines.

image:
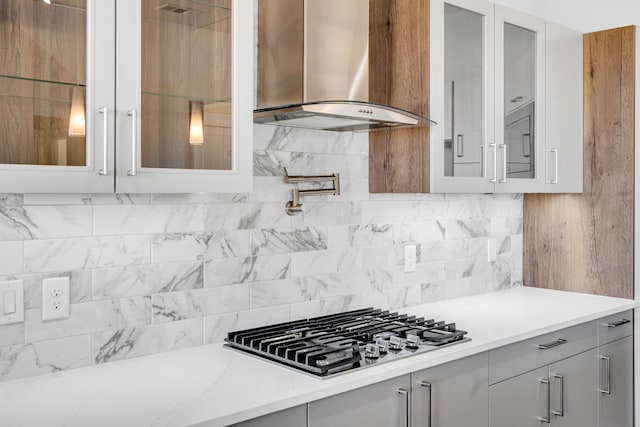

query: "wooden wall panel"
xmin=523 ymin=26 xmax=635 ymax=299
xmin=369 ymin=0 xmax=430 ymax=193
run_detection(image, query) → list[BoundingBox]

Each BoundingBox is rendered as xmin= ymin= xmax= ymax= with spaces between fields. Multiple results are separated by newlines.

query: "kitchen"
xmin=0 ymin=0 xmax=637 ymax=426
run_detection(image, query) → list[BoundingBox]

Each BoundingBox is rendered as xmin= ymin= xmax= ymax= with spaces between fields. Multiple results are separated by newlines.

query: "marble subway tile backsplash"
xmin=0 ymin=124 xmax=523 ymax=382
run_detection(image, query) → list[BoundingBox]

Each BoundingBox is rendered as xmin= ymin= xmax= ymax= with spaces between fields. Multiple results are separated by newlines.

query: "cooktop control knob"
xmin=406 ymin=333 xmax=420 ymax=349
xmin=365 ymin=343 xmax=380 ymax=359
xmin=375 ymin=338 xmax=389 ymax=353
xmin=389 ymin=336 xmax=404 ymax=351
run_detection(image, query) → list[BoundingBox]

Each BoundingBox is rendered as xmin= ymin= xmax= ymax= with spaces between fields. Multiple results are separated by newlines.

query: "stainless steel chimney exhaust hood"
xmin=255 ymin=0 xmax=435 ymax=132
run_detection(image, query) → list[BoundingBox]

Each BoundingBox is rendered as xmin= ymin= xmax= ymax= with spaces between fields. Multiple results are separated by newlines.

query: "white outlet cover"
xmin=404 ymin=245 xmax=417 ymax=273
xmin=0 ymin=280 xmax=24 ymax=325
xmin=42 ymin=277 xmax=70 ymax=321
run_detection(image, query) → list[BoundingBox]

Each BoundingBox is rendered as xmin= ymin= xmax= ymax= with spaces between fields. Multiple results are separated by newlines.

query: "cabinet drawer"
xmin=597 ymin=310 xmax=633 ymax=346
xmin=489 ymin=321 xmax=596 ymax=384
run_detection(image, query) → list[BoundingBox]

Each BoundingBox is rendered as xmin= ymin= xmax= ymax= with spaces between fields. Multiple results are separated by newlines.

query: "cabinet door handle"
xmin=397 ymin=388 xmax=411 ymax=427
xmin=456 ymin=135 xmax=464 ymax=158
xmin=98 ymin=107 xmax=108 ymax=176
xmin=599 ymin=355 xmax=611 ymax=394
xmin=420 ymin=381 xmax=432 ymax=427
xmin=498 ymin=144 xmax=507 ymax=183
xmin=550 ymin=148 xmax=559 ymax=184
xmin=489 ymin=143 xmax=497 ymax=183
xmin=536 ymin=338 xmax=567 ymax=350
xmin=606 ymin=319 xmax=630 ymax=328
xmin=536 ymin=378 xmax=551 ymax=424
xmin=127 ymin=109 xmax=137 ymax=176
xmin=552 ymin=374 xmax=564 ymax=417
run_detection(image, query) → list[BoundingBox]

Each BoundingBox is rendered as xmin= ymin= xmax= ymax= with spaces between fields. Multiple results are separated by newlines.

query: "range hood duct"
xmin=255 ymin=0 xmax=435 ymax=132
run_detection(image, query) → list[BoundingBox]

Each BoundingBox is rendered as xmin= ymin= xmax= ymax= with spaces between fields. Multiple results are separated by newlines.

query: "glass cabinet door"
xmin=494 ymin=7 xmax=545 ymax=193
xmin=116 ymin=0 xmax=252 ymax=193
xmin=0 ymin=0 xmax=115 ymax=193
xmin=430 ymin=0 xmax=494 ymax=193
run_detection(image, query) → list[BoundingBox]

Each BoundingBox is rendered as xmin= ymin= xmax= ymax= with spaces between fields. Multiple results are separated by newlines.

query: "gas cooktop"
xmin=224 ymin=307 xmax=470 ymax=378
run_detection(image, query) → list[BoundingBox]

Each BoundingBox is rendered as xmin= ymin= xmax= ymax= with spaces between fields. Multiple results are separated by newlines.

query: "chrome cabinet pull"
xmin=421 ymin=381 xmax=432 ymax=427
xmin=537 ymin=338 xmax=567 ymax=350
xmin=550 ymin=149 xmax=559 ymax=184
xmin=522 ymin=133 xmax=531 ymax=157
xmin=599 ymin=355 xmax=611 ymax=394
xmin=498 ymin=144 xmax=507 ymax=183
xmin=489 ymin=143 xmax=497 ymax=183
xmin=606 ymin=319 xmax=630 ymax=328
xmin=127 ymin=109 xmax=137 ymax=176
xmin=552 ymin=374 xmax=564 ymax=417
xmin=98 ymin=107 xmax=108 ymax=175
xmin=456 ymin=134 xmax=464 ymax=158
xmin=397 ymin=388 xmax=410 ymax=427
xmin=536 ymin=378 xmax=551 ymax=424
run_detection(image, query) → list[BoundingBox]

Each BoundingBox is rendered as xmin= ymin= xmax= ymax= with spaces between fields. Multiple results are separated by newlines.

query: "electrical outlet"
xmin=404 ymin=245 xmax=417 ymax=273
xmin=42 ymin=277 xmax=70 ymax=321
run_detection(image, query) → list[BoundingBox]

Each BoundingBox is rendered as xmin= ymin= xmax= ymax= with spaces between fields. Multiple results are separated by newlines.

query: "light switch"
xmin=0 ymin=280 xmax=24 ymax=325
xmin=3 ymin=290 xmax=16 ymax=314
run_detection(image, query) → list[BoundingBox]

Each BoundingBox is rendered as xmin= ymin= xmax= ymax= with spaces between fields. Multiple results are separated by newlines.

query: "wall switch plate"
xmin=488 ymin=238 xmax=497 ymax=263
xmin=0 ymin=280 xmax=24 ymax=325
xmin=404 ymin=245 xmax=417 ymax=273
xmin=42 ymin=277 xmax=70 ymax=321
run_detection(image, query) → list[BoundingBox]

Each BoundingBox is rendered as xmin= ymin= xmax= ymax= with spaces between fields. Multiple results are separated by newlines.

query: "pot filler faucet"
xmin=283 ymin=168 xmax=341 ymax=216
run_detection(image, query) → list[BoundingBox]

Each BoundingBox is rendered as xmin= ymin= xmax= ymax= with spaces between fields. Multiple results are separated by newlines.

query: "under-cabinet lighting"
xmin=189 ymin=101 xmax=204 ymax=145
xmin=68 ymin=86 xmax=86 ymax=137
xmin=42 ymin=0 xmax=52 ymax=4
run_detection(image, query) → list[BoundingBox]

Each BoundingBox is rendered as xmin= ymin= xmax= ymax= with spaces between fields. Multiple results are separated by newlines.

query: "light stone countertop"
xmin=0 ymin=287 xmax=637 ymax=427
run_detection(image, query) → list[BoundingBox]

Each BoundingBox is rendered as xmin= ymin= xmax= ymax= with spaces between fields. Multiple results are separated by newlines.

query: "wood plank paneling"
xmin=369 ymin=0 xmax=430 ymax=193
xmin=523 ymin=26 xmax=635 ymax=299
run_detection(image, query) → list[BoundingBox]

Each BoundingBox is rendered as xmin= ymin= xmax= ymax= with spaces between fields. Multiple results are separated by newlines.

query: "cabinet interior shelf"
xmin=142 ymin=91 xmax=230 ymax=105
xmin=0 ymin=74 xmax=86 ymax=89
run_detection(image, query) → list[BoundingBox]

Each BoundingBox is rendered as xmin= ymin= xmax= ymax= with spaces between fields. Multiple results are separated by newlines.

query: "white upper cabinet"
xmin=0 ymin=0 xmax=253 ymax=194
xmin=430 ymin=0 xmax=582 ymax=193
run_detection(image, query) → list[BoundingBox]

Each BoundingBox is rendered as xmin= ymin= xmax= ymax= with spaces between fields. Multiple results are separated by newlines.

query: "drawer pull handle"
xmin=552 ymin=374 xmax=564 ymax=417
xmin=397 ymin=388 xmax=410 ymax=427
xmin=599 ymin=355 xmax=611 ymax=394
xmin=536 ymin=378 xmax=551 ymax=424
xmin=421 ymin=381 xmax=432 ymax=427
xmin=606 ymin=319 xmax=630 ymax=328
xmin=537 ymin=338 xmax=567 ymax=350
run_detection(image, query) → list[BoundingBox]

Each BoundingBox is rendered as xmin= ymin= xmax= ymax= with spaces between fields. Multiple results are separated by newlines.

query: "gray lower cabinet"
xmin=489 ymin=349 xmax=597 ymax=427
xmin=412 ymin=352 xmax=489 ymax=427
xmin=229 ymin=405 xmax=307 ymax=427
xmin=308 ymin=374 xmax=411 ymax=427
xmin=598 ymin=336 xmax=633 ymax=427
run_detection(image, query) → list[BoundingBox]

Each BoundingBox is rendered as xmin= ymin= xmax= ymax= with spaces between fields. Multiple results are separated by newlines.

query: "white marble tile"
xmin=0 ymin=206 xmax=92 ymax=240
xmin=25 ymin=297 xmax=151 ymax=343
xmin=360 ymin=246 xmax=404 ymax=268
xmin=281 ymin=152 xmax=366 ymax=179
xmin=204 ymin=254 xmax=290 ymax=287
xmin=349 ymin=224 xmax=395 ymax=247
xmin=290 ymin=295 xmax=365 ymax=320
xmin=94 ymin=205 xmax=203 ymax=235
xmin=361 ymin=201 xmax=426 ymax=223
xmin=251 ymin=227 xmax=328 ymax=255
xmin=0 ymin=323 xmax=23 ymax=348
xmin=359 ymin=286 xmax=422 ymax=310
xmin=253 ymin=124 xmax=328 ymax=153
xmin=253 ymin=150 xmax=289 ymax=176
xmin=90 ymin=194 xmax=152 ymax=205
xmin=328 ymin=225 xmax=350 ymax=250
xmin=446 ymin=219 xmax=491 ymax=239
xmin=0 ymin=241 xmax=23 ymax=275
xmin=393 ymin=221 xmax=446 ymax=244
xmin=203 ymin=305 xmax=291 ymax=343
xmin=389 ymin=261 xmax=447 ymax=287
xmin=152 ymin=285 xmax=250 ymax=323
xmin=0 ymin=335 xmax=90 ymax=382
xmin=0 ymin=194 xmax=23 ymax=206
xmin=331 ymin=178 xmax=370 ymax=202
xmin=247 ymin=177 xmax=292 ymax=203
xmin=204 ymin=203 xmax=290 ymax=230
xmin=151 ymin=231 xmax=250 ymax=263
xmin=290 ymin=249 xmax=362 ymax=277
xmin=24 ymin=236 xmax=150 ymax=273
xmin=151 ymin=193 xmax=248 ymax=204
xmin=294 ymin=202 xmax=362 ymax=227
xmin=328 ymin=131 xmax=368 ymax=155
xmin=250 ymin=279 xmax=328 ymax=309
xmin=490 ymin=217 xmax=523 ymax=236
xmin=92 ymin=319 xmax=203 ymax=364
xmin=22 ymin=194 xmax=92 ymax=205
xmin=93 ymin=261 xmax=204 ymax=299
